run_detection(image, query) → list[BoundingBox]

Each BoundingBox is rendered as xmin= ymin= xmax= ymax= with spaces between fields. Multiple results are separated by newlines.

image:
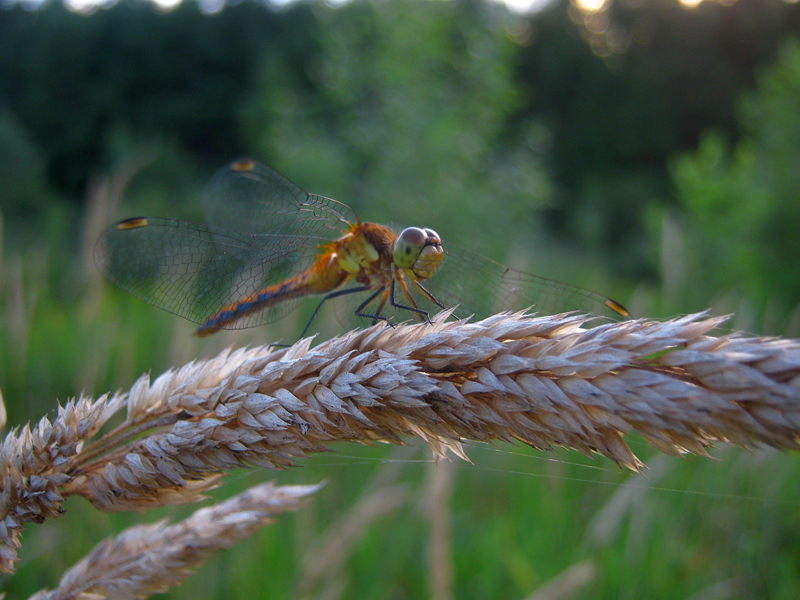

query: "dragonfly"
xmin=94 ymin=159 xmax=629 ymax=338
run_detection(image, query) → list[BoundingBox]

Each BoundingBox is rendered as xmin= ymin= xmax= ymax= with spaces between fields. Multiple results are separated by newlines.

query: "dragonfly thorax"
xmin=334 ymin=227 xmax=383 ymax=275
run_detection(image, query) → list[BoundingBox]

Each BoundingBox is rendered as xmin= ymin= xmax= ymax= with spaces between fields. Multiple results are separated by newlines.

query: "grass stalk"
xmin=3 ymin=309 xmax=800 ymax=580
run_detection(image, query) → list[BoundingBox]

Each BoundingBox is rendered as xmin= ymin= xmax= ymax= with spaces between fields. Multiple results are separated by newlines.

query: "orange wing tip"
xmin=115 ymin=217 xmax=149 ymax=231
xmin=231 ymin=159 xmax=256 ymax=172
xmin=604 ymin=298 xmax=631 ymax=318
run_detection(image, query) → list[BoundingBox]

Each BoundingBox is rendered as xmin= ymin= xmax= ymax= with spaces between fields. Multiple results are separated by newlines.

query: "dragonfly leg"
xmin=412 ymin=281 xmax=447 ymax=310
xmin=299 ymin=285 xmax=372 ymax=339
xmin=410 ymin=280 xmax=460 ymax=321
xmin=390 ymin=279 xmax=431 ymax=324
xmin=354 ymin=286 xmax=394 ymax=327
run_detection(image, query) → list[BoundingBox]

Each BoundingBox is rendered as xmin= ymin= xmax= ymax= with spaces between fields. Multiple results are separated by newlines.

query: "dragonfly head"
xmin=393 ymin=227 xmax=444 ymax=280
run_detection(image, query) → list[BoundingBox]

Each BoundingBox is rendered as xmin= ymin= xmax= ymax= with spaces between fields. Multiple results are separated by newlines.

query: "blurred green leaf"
xmin=673 ymin=39 xmax=800 ymax=318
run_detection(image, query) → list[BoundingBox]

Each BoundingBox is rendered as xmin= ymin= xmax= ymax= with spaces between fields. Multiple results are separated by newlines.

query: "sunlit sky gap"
xmin=11 ymin=0 xmax=766 ymax=16
xmin=571 ymin=0 xmax=774 ymax=11
xmin=10 ymin=0 xmax=555 ymax=15
xmin=8 ymin=0 xmax=798 ymax=19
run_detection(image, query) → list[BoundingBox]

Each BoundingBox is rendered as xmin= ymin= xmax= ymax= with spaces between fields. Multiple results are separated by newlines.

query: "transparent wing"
xmin=420 ymin=244 xmax=629 ymax=322
xmin=94 ymin=159 xmax=365 ymax=331
xmin=302 ymin=243 xmax=628 ymax=335
xmin=94 ymin=217 xmax=326 ymax=328
xmin=94 ymin=158 xmax=626 ymax=334
xmin=202 ymin=159 xmax=357 ymax=238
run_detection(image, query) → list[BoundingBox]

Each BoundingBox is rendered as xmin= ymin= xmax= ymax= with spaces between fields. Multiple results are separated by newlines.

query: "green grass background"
xmin=2 ymin=228 xmax=800 ymax=599
xmin=4 ymin=0 xmax=800 ymax=596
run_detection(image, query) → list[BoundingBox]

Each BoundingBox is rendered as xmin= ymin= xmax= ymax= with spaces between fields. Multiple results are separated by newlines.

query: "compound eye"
xmin=423 ymin=228 xmax=441 ymax=246
xmin=393 ymin=227 xmax=427 ymax=269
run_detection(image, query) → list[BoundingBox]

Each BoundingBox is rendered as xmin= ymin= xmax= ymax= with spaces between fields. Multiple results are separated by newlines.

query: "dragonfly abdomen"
xmin=195 ymin=252 xmax=350 ymax=337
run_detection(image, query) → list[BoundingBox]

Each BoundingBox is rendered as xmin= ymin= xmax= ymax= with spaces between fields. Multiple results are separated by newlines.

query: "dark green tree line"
xmin=518 ymin=0 xmax=800 ymax=276
xmin=2 ymin=0 xmax=800 ymax=293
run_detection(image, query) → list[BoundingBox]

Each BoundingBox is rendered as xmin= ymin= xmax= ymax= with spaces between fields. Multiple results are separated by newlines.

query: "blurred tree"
xmin=518 ymin=0 xmax=800 ymax=277
xmin=243 ymin=0 xmax=554 ymax=268
xmin=0 ymin=0 xmax=319 ymax=195
xmin=0 ymin=109 xmax=57 ymax=222
xmin=3 ymin=0 xmax=800 ymax=289
xmin=672 ymin=38 xmax=800 ymax=315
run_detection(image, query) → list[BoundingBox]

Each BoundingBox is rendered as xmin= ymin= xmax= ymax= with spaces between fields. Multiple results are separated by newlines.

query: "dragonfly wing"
xmin=94 ymin=217 xmax=324 ymax=327
xmin=424 ymin=244 xmax=629 ymax=322
xmin=202 ymin=159 xmax=358 ymax=238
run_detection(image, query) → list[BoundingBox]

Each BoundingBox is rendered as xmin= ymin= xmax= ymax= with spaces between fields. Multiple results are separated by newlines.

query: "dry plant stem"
xmin=28 ymin=481 xmax=321 ymax=600
xmin=3 ymin=310 xmax=800 ymax=573
xmin=70 ymin=412 xmax=186 ymax=475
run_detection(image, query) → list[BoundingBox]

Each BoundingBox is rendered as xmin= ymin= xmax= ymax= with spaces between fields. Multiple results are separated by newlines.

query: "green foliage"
xmin=0 ymin=110 xmax=57 ymax=222
xmin=0 ymin=0 xmax=319 ymax=193
xmin=2 ymin=0 xmax=800 ymax=597
xmin=672 ymin=38 xmax=800 ymax=315
xmin=520 ymin=0 xmax=800 ymax=277
xmin=243 ymin=0 xmax=552 ymax=264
